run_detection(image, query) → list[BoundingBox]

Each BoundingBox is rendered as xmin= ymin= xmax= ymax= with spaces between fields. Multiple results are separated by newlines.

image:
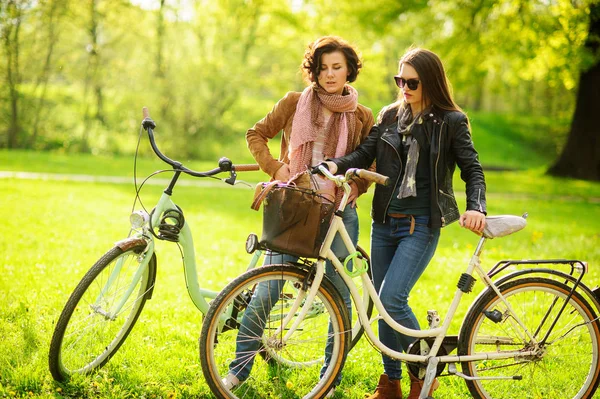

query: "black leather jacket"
xmin=331 ymin=106 xmax=486 ymax=228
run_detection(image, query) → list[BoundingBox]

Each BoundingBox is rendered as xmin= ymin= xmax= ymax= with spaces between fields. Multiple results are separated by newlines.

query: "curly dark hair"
xmin=301 ymin=36 xmax=362 ymax=84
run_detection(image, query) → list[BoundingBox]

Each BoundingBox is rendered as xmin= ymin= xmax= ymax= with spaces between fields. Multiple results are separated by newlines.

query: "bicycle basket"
xmin=255 ymin=183 xmax=334 ymax=258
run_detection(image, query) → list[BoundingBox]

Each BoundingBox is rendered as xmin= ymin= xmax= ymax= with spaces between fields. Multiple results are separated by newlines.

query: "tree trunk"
xmin=156 ymin=0 xmax=172 ymax=119
xmin=470 ymin=75 xmax=485 ymax=111
xmin=155 ymin=0 xmax=165 ymax=79
xmin=3 ymin=0 xmax=23 ymax=149
xmin=31 ymin=0 xmax=65 ymax=148
xmin=82 ymin=0 xmax=102 ymax=152
xmin=548 ymin=3 xmax=600 ymax=181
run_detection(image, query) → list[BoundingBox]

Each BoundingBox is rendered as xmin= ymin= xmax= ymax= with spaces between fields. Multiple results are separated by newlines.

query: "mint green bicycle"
xmin=48 ymin=109 xmax=373 ymax=382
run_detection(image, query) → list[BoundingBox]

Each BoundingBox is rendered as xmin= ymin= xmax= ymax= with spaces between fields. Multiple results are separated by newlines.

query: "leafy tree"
xmin=0 ymin=0 xmax=595 ymax=173
xmin=549 ymin=2 xmax=600 ymax=181
xmin=1 ymin=0 xmax=28 ymax=148
xmin=347 ymin=0 xmax=597 ymax=179
xmin=29 ymin=0 xmax=68 ymax=148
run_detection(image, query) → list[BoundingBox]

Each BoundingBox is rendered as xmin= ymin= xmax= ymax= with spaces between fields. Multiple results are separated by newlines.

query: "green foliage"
xmin=0 ymin=0 xmax=595 ymax=160
xmin=0 ymin=106 xmax=573 ymax=172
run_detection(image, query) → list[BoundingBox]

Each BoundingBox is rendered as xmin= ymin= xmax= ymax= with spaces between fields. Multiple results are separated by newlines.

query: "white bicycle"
xmin=200 ymin=165 xmax=600 ymax=399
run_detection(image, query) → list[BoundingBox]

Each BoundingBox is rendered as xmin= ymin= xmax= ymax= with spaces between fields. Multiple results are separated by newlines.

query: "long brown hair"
xmin=381 ymin=48 xmax=462 ymax=123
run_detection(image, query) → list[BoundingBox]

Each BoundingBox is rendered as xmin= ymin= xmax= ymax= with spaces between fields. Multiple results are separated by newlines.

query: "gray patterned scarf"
xmin=396 ymin=107 xmax=421 ymax=199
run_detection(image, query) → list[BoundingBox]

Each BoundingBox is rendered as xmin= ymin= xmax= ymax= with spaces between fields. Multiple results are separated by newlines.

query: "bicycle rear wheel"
xmin=48 ymin=243 xmax=156 ymax=381
xmin=199 ymin=263 xmax=351 ymax=399
xmin=458 ymin=277 xmax=600 ymax=399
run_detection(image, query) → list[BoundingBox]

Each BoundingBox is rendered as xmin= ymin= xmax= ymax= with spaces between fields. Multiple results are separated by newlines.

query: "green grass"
xmin=0 ymin=151 xmax=599 ymax=398
xmin=0 ymin=149 xmax=260 ymax=178
xmin=468 ymin=112 xmax=569 ymax=170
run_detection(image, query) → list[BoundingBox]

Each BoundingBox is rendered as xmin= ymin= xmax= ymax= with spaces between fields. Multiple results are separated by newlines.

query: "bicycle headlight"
xmin=246 ymin=233 xmax=259 ymax=254
xmin=130 ymin=210 xmax=149 ymax=229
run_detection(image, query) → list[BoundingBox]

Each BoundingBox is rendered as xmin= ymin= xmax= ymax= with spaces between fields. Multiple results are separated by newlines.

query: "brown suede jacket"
xmin=246 ymin=91 xmax=375 ymax=195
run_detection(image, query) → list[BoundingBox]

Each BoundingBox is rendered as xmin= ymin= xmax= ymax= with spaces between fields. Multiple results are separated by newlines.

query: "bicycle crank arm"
xmin=448 ymin=363 xmax=522 ymax=381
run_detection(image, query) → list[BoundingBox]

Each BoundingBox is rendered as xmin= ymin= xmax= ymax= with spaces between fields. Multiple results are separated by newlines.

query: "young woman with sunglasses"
xmin=322 ymin=47 xmax=487 ymax=399
xmin=222 ymin=36 xmax=374 ymax=398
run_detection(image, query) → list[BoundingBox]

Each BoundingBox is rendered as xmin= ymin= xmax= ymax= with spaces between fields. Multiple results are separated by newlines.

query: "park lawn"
xmin=466 ymin=112 xmax=569 ymax=170
xmin=1 ymin=162 xmax=599 ymax=398
xmin=0 ymin=148 xmax=261 ymax=180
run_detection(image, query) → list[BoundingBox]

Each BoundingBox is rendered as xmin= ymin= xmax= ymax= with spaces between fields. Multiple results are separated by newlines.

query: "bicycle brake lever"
xmin=232 ymin=180 xmax=253 ymax=188
xmin=225 ymin=170 xmax=237 ymax=185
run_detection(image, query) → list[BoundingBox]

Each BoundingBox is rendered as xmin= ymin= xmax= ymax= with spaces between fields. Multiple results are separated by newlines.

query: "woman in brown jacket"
xmin=223 ymin=36 xmax=374 ymax=398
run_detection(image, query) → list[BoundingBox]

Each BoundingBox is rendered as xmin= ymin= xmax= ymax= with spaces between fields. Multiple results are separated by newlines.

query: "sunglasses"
xmin=394 ymin=76 xmax=420 ymax=91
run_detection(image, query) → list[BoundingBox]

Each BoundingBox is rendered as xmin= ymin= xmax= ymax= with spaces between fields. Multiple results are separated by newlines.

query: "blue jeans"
xmin=370 ymin=215 xmax=440 ymax=380
xmin=229 ymin=207 xmax=359 ymax=383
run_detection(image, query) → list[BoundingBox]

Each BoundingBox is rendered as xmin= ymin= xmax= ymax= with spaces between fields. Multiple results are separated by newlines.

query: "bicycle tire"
xmin=48 ymin=244 xmax=156 ymax=381
xmin=199 ymin=263 xmax=351 ymax=399
xmin=458 ymin=277 xmax=600 ymax=399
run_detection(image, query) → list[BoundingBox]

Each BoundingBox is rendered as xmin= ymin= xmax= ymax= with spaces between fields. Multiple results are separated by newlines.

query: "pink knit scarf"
xmin=289 ymin=84 xmax=358 ymax=176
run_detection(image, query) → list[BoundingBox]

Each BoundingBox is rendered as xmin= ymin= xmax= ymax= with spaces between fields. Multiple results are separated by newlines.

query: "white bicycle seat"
xmin=482 ymin=215 xmax=527 ymax=239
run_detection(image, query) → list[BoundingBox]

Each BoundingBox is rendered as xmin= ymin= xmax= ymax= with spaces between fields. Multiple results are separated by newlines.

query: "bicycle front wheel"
xmin=199 ymin=263 xmax=351 ymax=399
xmin=458 ymin=277 xmax=600 ymax=399
xmin=48 ymin=243 xmax=156 ymax=381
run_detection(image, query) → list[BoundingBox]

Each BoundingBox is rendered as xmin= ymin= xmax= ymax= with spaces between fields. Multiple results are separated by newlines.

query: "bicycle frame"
xmin=103 ymin=187 xmax=275 ymax=327
xmin=275 ymin=169 xmax=550 ymax=368
xmin=99 ymin=188 xmax=218 ymax=319
xmin=154 ymin=190 xmax=219 ymax=314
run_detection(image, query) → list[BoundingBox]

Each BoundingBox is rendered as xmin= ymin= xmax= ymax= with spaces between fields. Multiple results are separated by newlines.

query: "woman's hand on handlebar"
xmin=324 ymin=161 xmax=337 ymax=174
xmin=311 ymin=161 xmax=337 ymax=176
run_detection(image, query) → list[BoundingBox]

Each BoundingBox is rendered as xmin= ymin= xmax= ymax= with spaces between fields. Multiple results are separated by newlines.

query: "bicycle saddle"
xmin=482 ymin=215 xmax=527 ymax=239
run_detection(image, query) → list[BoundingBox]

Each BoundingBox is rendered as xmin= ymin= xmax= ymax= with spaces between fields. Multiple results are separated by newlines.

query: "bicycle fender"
xmin=115 ymin=237 xmax=149 ymax=252
xmin=114 ymin=237 xmax=157 ymax=300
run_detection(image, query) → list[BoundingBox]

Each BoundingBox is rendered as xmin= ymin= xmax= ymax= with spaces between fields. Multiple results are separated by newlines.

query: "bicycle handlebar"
xmin=235 ymin=164 xmax=261 ymax=172
xmin=351 ymin=168 xmax=389 ymax=186
xmin=141 ymin=107 xmax=259 ymax=177
xmin=315 ymin=164 xmax=390 ymax=187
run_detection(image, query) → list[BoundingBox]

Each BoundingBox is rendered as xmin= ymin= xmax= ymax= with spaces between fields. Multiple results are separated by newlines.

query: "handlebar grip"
xmin=234 ymin=164 xmax=260 ymax=172
xmin=142 ymin=107 xmax=150 ymax=119
xmin=355 ymin=169 xmax=390 ymax=186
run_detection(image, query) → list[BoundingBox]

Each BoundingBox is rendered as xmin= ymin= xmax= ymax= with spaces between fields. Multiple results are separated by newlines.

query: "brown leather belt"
xmin=387 ymin=213 xmax=415 ymax=234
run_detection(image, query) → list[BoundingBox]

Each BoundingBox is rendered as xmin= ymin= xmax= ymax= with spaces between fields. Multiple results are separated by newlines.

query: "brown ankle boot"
xmin=407 ymin=372 xmax=439 ymax=399
xmin=366 ymin=374 xmax=402 ymax=399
